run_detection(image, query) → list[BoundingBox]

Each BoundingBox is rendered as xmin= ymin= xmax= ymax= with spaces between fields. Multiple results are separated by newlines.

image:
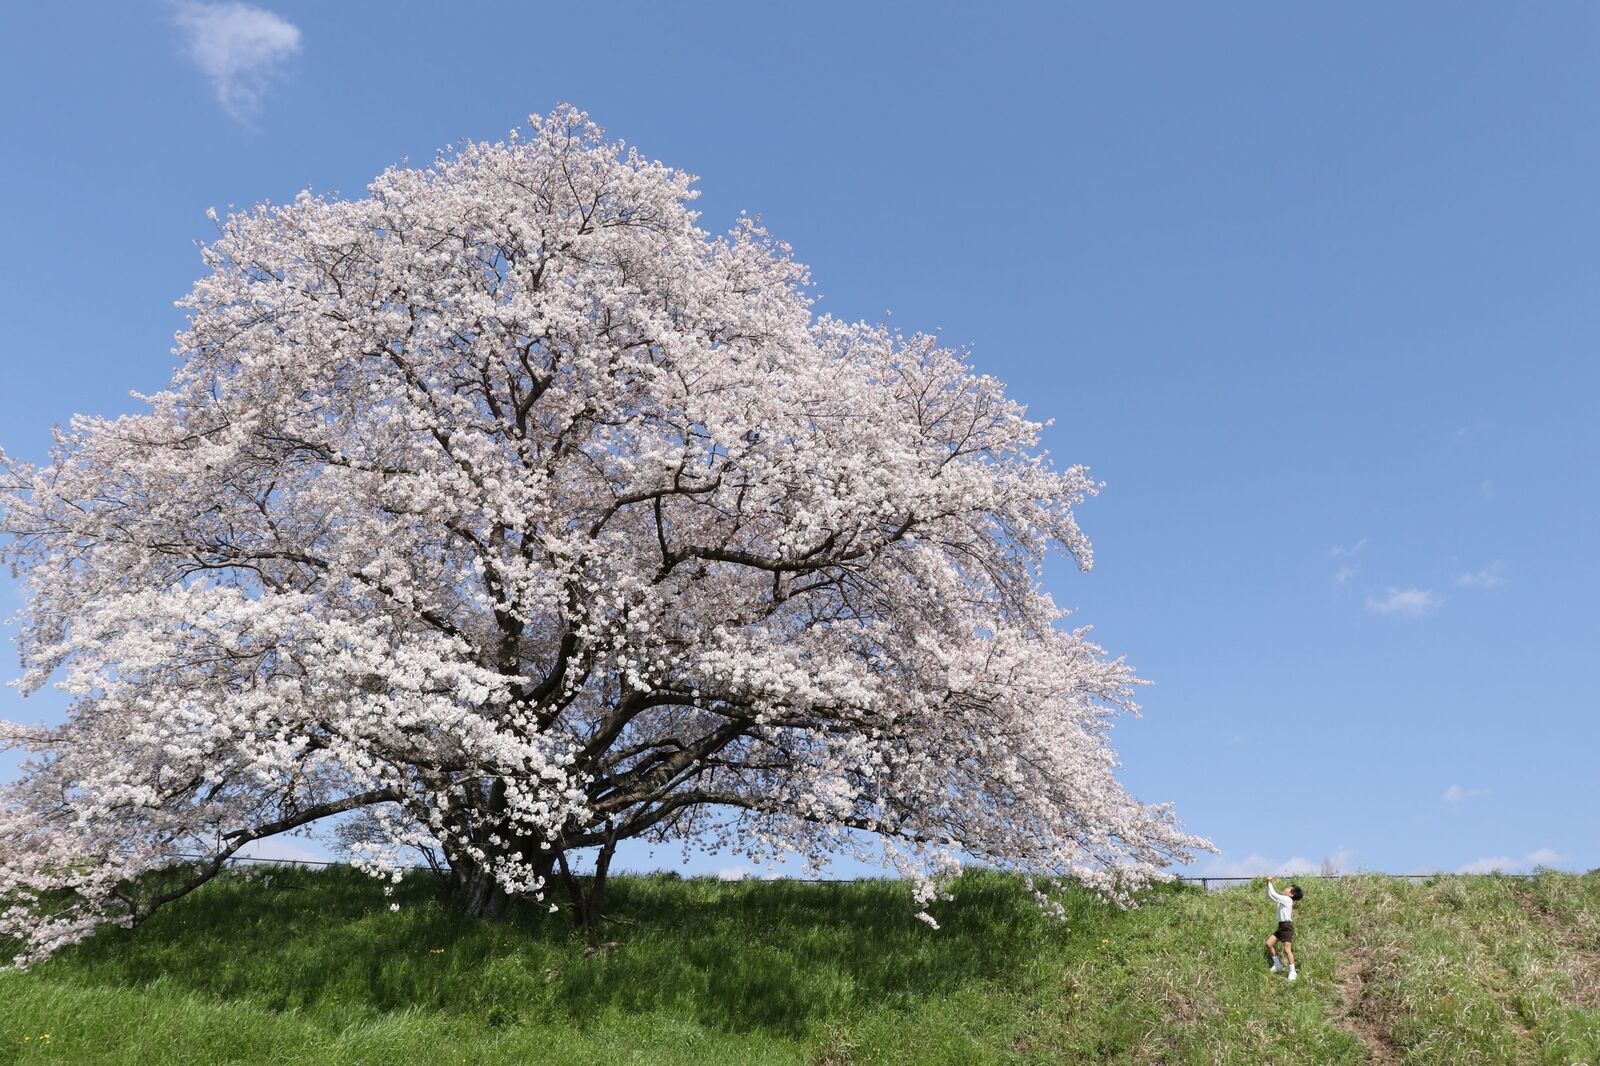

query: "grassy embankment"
xmin=1 ymin=866 xmax=1597 ymax=1064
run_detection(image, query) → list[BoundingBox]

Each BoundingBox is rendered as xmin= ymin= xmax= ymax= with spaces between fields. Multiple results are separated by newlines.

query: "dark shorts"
xmin=1273 ymin=920 xmax=1295 ymax=943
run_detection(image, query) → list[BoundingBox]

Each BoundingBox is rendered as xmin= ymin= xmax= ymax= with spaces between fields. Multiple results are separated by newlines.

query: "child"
xmin=1265 ymin=876 xmax=1304 ymax=981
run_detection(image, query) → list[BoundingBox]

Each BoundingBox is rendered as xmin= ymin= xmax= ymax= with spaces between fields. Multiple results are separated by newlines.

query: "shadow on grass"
xmin=34 ymin=864 xmax=1165 ymax=1039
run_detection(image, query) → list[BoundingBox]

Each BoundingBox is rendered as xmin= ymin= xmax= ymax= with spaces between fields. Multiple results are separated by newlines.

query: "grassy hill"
xmin=2 ymin=866 xmax=1597 ymax=1064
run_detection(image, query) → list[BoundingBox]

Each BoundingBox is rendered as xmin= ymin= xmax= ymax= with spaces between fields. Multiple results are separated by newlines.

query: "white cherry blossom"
xmin=0 ymin=106 xmax=1207 ymax=965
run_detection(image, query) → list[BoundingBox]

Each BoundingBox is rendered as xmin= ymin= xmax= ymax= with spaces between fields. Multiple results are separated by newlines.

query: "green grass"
xmin=1 ymin=867 xmax=1597 ymax=1064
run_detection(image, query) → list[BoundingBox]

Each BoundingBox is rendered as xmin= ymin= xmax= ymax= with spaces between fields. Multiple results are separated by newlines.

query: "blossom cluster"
xmin=0 ymin=106 xmax=1207 ymax=964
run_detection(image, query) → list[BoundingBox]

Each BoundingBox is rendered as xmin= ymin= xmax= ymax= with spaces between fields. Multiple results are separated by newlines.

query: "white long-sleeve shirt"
xmin=1267 ymin=881 xmax=1294 ymax=922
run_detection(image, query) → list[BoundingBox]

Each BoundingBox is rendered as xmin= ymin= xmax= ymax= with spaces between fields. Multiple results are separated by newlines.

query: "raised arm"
xmin=1266 ymin=878 xmax=1290 ymax=906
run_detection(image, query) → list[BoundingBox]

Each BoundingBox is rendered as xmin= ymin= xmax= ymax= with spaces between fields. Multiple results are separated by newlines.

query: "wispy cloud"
xmin=1457 ymin=848 xmax=1562 ymax=875
xmin=172 ymin=1 xmax=302 ymax=121
xmin=1453 ymin=563 xmax=1506 ymax=589
xmin=1443 ymin=784 xmax=1488 ymax=804
xmin=1365 ymin=587 xmax=1441 ymax=617
xmin=1328 ymin=538 xmax=1370 ymax=560
xmin=1203 ymin=851 xmax=1324 ymax=877
xmin=236 ymin=835 xmax=329 ymax=864
xmin=1321 ymin=848 xmax=1357 ymax=875
xmin=1329 ymin=539 xmax=1369 ymax=586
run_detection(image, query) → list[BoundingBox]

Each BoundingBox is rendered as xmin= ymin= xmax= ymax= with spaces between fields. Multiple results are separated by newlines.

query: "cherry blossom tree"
xmin=0 ymin=106 xmax=1207 ymax=963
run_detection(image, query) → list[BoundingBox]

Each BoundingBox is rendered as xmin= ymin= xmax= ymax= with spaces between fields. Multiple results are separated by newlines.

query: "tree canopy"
xmin=0 ymin=106 xmax=1206 ymax=964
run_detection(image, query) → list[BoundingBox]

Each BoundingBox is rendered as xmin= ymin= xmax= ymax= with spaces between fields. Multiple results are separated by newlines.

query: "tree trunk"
xmin=457 ymin=862 xmax=511 ymax=919
xmin=451 ymin=848 xmax=558 ymax=919
xmin=556 ymin=849 xmax=588 ymax=927
xmin=555 ymin=839 xmax=618 ymax=935
xmin=587 ymin=839 xmax=617 ymax=932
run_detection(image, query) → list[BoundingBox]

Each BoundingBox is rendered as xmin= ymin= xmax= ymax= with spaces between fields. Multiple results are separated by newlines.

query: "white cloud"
xmin=1195 ymin=849 xmax=1356 ymax=881
xmin=1328 ymin=538 xmax=1370 ymax=559
xmin=236 ymin=836 xmax=328 ymax=864
xmin=1365 ymin=587 xmax=1441 ymax=617
xmin=1322 ymin=848 xmax=1357 ymax=875
xmin=1198 ymin=852 xmax=1321 ymax=879
xmin=1442 ymin=784 xmax=1488 ymax=804
xmin=1452 ymin=563 xmax=1506 ymax=589
xmin=715 ymin=866 xmax=749 ymax=882
xmin=1457 ymin=848 xmax=1562 ymax=875
xmin=1329 ymin=540 xmax=1368 ymax=586
xmin=172 ymin=2 xmax=302 ymax=121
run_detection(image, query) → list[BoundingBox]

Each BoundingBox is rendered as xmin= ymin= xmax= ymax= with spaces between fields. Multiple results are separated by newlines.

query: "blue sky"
xmin=1 ymin=2 xmax=1596 ymax=880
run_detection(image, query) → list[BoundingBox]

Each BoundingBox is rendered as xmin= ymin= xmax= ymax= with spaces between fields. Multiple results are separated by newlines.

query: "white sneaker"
xmin=1287 ymin=968 xmax=1297 ymax=982
xmin=1270 ymin=958 xmax=1283 ymax=973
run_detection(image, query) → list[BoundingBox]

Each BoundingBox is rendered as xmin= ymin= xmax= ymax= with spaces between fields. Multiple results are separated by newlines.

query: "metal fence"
xmin=1173 ymin=873 xmax=1538 ymax=891
xmin=194 ymin=854 xmax=1546 ymax=887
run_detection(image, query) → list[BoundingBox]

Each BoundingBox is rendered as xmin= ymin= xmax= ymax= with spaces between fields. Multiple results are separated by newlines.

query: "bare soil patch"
xmin=1332 ymin=942 xmax=1403 ymax=1066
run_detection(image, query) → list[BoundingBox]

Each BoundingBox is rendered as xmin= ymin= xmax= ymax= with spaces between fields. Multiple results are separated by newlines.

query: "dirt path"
xmin=1331 ymin=941 xmax=1403 ymax=1066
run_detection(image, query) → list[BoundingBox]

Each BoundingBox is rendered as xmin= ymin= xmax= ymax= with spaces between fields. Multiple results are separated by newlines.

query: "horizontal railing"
xmin=180 ymin=854 xmax=1548 ymax=885
xmin=1173 ymin=873 xmax=1539 ymax=890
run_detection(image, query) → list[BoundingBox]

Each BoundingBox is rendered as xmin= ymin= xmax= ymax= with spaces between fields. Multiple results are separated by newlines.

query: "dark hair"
xmin=1289 ymin=885 xmax=1304 ymax=901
